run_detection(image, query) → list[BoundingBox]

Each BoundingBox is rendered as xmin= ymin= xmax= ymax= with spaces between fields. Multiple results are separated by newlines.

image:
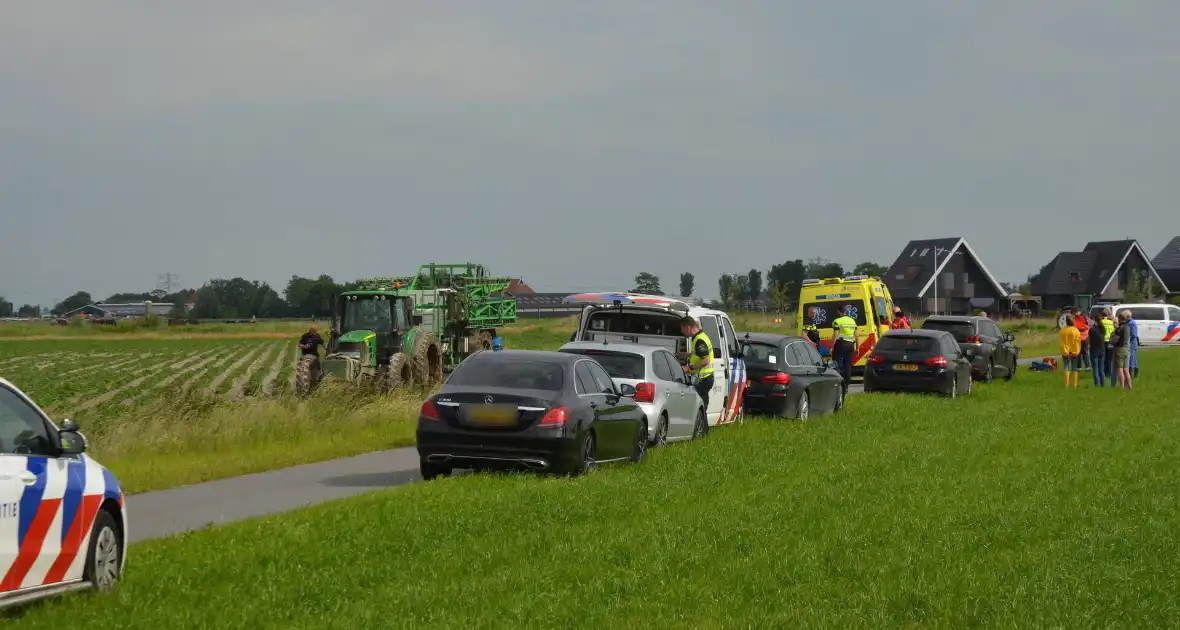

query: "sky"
xmin=2 ymin=0 xmax=1178 ymax=306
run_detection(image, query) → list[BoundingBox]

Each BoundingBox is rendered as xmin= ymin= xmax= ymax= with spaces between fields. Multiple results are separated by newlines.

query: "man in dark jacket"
xmin=299 ymin=324 xmax=324 ymax=357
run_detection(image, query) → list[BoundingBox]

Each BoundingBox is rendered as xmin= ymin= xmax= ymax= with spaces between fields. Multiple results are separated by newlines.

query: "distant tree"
xmin=746 ymin=269 xmax=763 ymax=303
xmin=767 ymin=260 xmax=806 ymax=306
xmin=104 ymin=292 xmax=154 ymax=303
xmin=0 ymin=298 xmax=12 ymax=318
xmin=191 ymin=286 xmax=222 ymax=319
xmin=632 ymin=272 xmax=662 ymax=295
xmin=52 ymin=291 xmax=92 ymax=316
xmin=679 ymin=272 xmax=695 ymax=297
xmin=852 ymin=261 xmax=887 ymax=277
xmin=171 ymin=295 xmax=189 ymax=319
xmin=804 ymin=257 xmax=844 ymax=280
xmin=718 ymin=274 xmax=735 ymax=308
xmin=768 ymin=281 xmax=790 ymax=312
xmin=17 ymin=304 xmax=39 ymax=318
xmin=1124 ymin=269 xmax=1144 ymax=303
xmin=149 ymin=288 xmax=167 ymax=301
xmin=735 ymin=274 xmax=751 ymax=303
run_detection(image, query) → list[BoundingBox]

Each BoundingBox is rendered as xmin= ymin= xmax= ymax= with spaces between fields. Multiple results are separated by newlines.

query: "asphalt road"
xmin=123 ymin=350 xmax=1139 ymax=543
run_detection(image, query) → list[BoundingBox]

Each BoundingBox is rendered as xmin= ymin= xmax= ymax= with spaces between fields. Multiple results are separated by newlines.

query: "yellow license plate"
xmin=893 ymin=363 xmax=919 ymax=371
xmin=468 ymin=405 xmax=517 ymax=426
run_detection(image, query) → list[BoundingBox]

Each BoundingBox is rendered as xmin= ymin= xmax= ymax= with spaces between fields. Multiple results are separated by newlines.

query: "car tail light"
xmin=420 ymin=400 xmax=440 ymax=420
xmin=538 ymin=406 xmax=569 ymax=428
xmin=965 ymin=335 xmax=980 ymax=343
xmin=633 ymin=382 xmax=656 ymax=403
xmin=926 ymin=355 xmax=948 ymax=368
xmin=868 ymin=354 xmax=885 ymax=364
xmin=760 ymin=372 xmax=790 ymax=385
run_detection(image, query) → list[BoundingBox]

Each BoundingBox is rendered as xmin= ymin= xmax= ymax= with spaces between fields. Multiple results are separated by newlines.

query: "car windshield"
xmin=742 ymin=342 xmax=780 ymax=366
xmin=341 ymin=296 xmax=399 ymax=333
xmin=920 ymin=320 xmax=975 ymax=341
xmin=585 ymin=311 xmax=679 ymax=335
xmin=447 ymin=359 xmax=565 ymax=390
xmin=875 ymin=336 xmax=939 ymax=353
xmin=560 ymin=350 xmax=645 ymax=379
xmin=802 ymin=301 xmax=867 ymax=327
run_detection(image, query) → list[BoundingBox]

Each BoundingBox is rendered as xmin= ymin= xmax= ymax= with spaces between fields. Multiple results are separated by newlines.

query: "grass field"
xmin=0 ymin=313 xmax=1064 ymax=492
xmin=13 ymin=349 xmax=1179 ymax=628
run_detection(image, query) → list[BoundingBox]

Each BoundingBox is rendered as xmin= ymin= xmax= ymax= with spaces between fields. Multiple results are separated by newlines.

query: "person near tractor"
xmin=1058 ymin=314 xmax=1081 ymax=389
xmin=299 ymin=324 xmax=324 ymax=358
xmin=831 ymin=305 xmax=859 ymax=391
xmin=679 ymin=316 xmax=715 ymax=435
xmin=1071 ymin=307 xmax=1092 ymax=371
xmin=891 ymin=306 xmax=911 ymax=330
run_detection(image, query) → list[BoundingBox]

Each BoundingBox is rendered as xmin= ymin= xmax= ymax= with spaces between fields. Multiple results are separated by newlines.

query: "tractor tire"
xmin=294 ymin=354 xmax=320 ymax=397
xmin=409 ymin=327 xmax=444 ymax=386
xmin=474 ymin=330 xmax=494 ymax=352
xmin=387 ymin=352 xmax=414 ymax=390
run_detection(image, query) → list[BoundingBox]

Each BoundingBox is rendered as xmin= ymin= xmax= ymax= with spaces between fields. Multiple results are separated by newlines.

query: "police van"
xmin=796 ymin=275 xmax=897 ymax=373
xmin=564 ymin=293 xmax=747 ymax=428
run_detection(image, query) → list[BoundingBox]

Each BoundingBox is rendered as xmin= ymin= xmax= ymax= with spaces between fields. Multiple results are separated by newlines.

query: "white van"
xmin=1099 ymin=303 xmax=1180 ymax=346
xmin=564 ymin=293 xmax=747 ymax=427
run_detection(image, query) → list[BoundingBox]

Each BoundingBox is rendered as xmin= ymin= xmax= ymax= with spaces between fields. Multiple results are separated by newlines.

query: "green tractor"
xmin=294 ymin=262 xmax=517 ymax=396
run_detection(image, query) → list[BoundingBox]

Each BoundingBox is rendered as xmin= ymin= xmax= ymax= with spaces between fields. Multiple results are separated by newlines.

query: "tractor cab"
xmin=328 ymin=291 xmax=414 ymax=369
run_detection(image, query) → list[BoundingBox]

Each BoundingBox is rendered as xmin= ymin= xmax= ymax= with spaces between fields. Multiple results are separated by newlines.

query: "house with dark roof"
xmin=883 ymin=237 xmax=1008 ymax=315
xmin=1151 ymin=236 xmax=1180 ymax=295
xmin=1030 ymin=240 xmax=1169 ymax=311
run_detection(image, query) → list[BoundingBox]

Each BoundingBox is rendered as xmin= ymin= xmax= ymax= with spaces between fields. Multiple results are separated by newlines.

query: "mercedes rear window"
xmin=875 ymin=336 xmax=939 ymax=353
xmin=447 ymin=359 xmax=565 ymax=390
xmin=919 ymin=320 xmax=975 ymax=341
xmin=559 ymin=350 xmax=645 ymax=379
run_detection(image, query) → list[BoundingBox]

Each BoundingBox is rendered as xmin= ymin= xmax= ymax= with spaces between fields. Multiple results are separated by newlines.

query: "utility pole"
xmin=157 ymin=273 xmax=181 ymax=294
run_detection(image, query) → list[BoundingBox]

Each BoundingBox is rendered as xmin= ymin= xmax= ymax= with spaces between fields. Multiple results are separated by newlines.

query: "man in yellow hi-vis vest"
xmin=679 ymin=316 xmax=715 ymax=435
xmin=831 ymin=305 xmax=860 ymax=391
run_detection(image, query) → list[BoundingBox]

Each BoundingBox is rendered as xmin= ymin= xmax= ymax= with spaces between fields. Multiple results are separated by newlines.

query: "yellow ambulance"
xmin=797 ymin=275 xmax=897 ymax=372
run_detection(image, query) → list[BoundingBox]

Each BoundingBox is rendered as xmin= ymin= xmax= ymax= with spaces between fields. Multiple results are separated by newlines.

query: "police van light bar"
xmin=843 ymin=274 xmax=869 ymax=281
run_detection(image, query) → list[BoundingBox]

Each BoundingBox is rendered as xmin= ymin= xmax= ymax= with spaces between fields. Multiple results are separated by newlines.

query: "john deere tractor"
xmin=294 ymin=262 xmax=517 ymax=396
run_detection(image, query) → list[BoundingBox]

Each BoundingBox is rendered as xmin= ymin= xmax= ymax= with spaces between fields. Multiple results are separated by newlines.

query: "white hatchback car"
xmin=0 ymin=377 xmax=127 ymax=609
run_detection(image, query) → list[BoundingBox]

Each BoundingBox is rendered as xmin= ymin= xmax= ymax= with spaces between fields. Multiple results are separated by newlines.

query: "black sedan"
xmin=416 ymin=349 xmax=649 ymax=479
xmin=919 ymin=315 xmax=1018 ymax=382
xmin=738 ymin=332 xmax=845 ymax=420
xmin=862 ymin=329 xmax=974 ymax=398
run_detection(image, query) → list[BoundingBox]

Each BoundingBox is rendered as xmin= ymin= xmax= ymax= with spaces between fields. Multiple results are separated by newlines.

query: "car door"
xmin=944 ymin=336 xmax=970 ymax=391
xmin=584 ymin=360 xmax=633 ymax=459
xmin=655 ymin=351 xmax=693 ymax=437
xmin=573 ymin=360 xmax=606 ymax=456
xmin=1128 ymin=306 xmax=1165 ymax=347
xmin=783 ymin=342 xmax=818 ymax=410
xmin=0 ymin=385 xmax=76 ymax=593
xmin=697 ymin=315 xmax=726 ymax=423
xmin=799 ymin=341 xmax=839 ymax=410
xmin=718 ymin=314 xmax=747 ymax=420
xmin=1166 ymin=306 xmax=1180 ymax=345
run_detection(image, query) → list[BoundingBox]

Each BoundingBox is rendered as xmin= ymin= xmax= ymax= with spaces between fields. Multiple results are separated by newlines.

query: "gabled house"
xmin=882 ymin=237 xmax=1008 ymax=315
xmin=1030 ymin=239 xmax=1169 ymax=311
xmin=1151 ymin=236 xmax=1180 ymax=296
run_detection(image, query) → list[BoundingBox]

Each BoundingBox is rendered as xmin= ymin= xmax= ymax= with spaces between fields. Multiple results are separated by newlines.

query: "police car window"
xmin=1169 ymin=306 xmax=1180 ymax=322
xmin=1127 ymin=306 xmax=1164 ymax=321
xmin=802 ymin=302 xmax=867 ymax=327
xmin=699 ymin=316 xmax=721 ymax=357
xmin=0 ymin=387 xmax=54 ymax=457
xmin=721 ymin=317 xmax=739 ymax=356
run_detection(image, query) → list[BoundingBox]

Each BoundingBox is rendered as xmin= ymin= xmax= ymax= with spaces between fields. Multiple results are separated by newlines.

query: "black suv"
xmin=918 ymin=315 xmax=1018 ymax=382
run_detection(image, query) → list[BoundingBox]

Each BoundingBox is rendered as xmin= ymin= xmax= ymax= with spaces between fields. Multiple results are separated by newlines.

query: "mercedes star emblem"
xmin=484 ymin=395 xmax=494 ymax=404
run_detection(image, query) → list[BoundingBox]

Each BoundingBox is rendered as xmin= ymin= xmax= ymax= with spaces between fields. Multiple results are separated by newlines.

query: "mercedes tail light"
xmin=633 ymin=382 xmax=656 ymax=403
xmin=760 ymin=372 xmax=790 ymax=385
xmin=925 ymin=355 xmax=948 ymax=368
xmin=420 ymin=400 xmax=440 ymax=420
xmin=538 ymin=407 xmax=570 ymax=428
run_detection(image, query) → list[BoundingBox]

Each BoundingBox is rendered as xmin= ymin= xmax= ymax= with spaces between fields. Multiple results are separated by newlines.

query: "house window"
xmin=1068 ymin=271 xmax=1081 ymax=282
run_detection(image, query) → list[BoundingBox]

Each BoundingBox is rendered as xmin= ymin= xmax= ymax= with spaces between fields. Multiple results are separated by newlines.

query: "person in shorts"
xmin=1058 ymin=314 xmax=1081 ymax=389
xmin=1112 ymin=310 xmax=1133 ymax=390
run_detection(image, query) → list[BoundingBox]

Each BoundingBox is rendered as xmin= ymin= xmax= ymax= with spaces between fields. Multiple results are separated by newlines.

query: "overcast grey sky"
xmin=2 ymin=0 xmax=1177 ymax=306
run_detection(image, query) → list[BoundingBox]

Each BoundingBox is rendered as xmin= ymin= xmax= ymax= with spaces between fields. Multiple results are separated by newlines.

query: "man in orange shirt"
xmin=1059 ymin=314 xmax=1082 ymax=388
xmin=1071 ymin=307 xmax=1092 ymax=371
xmin=891 ymin=306 xmax=910 ymax=329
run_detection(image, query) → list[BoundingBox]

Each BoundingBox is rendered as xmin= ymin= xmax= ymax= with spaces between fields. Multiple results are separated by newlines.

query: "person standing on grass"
xmin=830 ymin=305 xmax=859 ymax=393
xmin=1126 ymin=310 xmax=1140 ymax=378
xmin=1071 ymin=307 xmax=1092 ymax=371
xmin=679 ymin=316 xmax=715 ymax=435
xmin=1100 ymin=308 xmax=1116 ymax=387
xmin=1088 ymin=315 xmax=1107 ymax=386
xmin=1110 ymin=311 xmax=1133 ymax=390
xmin=1058 ymin=314 xmax=1081 ymax=389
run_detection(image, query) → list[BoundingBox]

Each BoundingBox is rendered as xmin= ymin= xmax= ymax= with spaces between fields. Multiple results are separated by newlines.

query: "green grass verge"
xmin=14 ymin=351 xmax=1180 ymax=627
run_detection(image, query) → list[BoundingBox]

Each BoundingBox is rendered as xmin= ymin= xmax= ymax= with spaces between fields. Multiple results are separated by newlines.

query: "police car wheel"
xmin=420 ymin=459 xmax=452 ymax=480
xmin=84 ymin=510 xmax=122 ymax=592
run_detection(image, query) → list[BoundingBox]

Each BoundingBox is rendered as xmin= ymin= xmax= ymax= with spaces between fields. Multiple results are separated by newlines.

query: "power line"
xmin=157 ymin=272 xmax=181 ymax=294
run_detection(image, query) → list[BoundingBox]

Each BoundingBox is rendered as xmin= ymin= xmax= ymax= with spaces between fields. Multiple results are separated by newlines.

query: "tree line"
xmin=631 ymin=259 xmax=889 ymax=310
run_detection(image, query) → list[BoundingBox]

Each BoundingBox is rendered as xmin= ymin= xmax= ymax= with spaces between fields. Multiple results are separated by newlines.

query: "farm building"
xmin=1151 ymin=236 xmax=1180 ymax=296
xmin=59 ymin=302 xmax=186 ymax=319
xmin=882 ymin=237 xmax=1008 ymax=315
xmin=1029 ymin=240 xmax=1170 ymax=312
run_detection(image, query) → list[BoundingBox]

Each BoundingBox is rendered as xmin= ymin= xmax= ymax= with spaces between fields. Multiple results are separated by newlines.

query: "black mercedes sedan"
xmin=416 ymin=349 xmax=649 ymax=479
xmin=738 ymin=332 xmax=845 ymax=420
xmin=862 ymin=329 xmax=974 ymax=398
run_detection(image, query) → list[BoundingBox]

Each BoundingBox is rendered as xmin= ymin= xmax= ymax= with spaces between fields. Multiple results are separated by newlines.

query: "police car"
xmin=0 ymin=377 xmax=127 ymax=609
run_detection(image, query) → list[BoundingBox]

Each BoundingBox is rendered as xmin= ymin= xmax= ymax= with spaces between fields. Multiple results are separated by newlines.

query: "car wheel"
xmin=1006 ymin=357 xmax=1016 ymax=381
xmin=797 ymin=391 xmax=810 ymax=421
xmin=946 ymin=375 xmax=957 ymax=398
xmin=632 ymin=421 xmax=648 ymax=463
xmin=651 ymin=414 xmax=669 ymax=447
xmin=983 ymin=360 xmax=994 ymax=383
xmin=571 ymin=432 xmax=596 ymax=476
xmin=833 ymin=384 xmax=844 ymax=413
xmin=420 ymin=458 xmax=452 ymax=481
xmin=692 ymin=408 xmax=708 ymax=440
xmin=83 ymin=509 xmax=122 ymax=592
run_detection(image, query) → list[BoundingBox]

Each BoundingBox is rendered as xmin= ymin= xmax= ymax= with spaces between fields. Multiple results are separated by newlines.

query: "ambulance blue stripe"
xmin=102 ymin=467 xmax=121 ymax=502
xmin=59 ymin=460 xmax=86 ymax=543
xmin=18 ymin=457 xmax=48 ymax=547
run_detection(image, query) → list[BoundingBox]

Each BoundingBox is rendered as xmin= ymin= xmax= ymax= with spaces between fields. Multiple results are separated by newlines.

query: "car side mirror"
xmin=59 ymin=428 xmax=86 ymax=455
xmin=618 ymin=383 xmax=636 ymax=396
